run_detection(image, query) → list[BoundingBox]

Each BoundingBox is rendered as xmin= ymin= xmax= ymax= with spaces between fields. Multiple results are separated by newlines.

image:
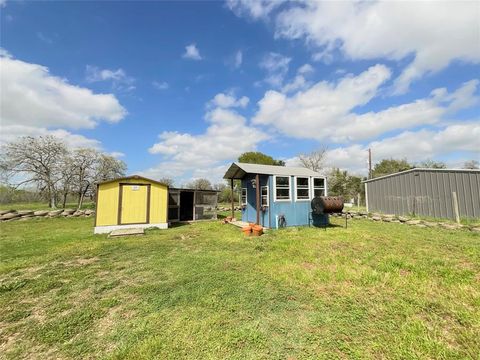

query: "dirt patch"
xmin=59 ymin=256 xmax=100 ymax=267
xmin=302 ymin=262 xmax=317 ymax=270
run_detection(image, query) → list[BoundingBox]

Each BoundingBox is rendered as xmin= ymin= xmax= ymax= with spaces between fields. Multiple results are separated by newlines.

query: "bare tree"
xmin=71 ymin=148 xmax=99 ymax=210
xmin=58 ymin=154 xmax=76 ymax=208
xmin=94 ymin=154 xmax=127 ymax=183
xmin=0 ymin=136 xmax=67 ymax=208
xmin=463 ymin=160 xmax=479 ymax=169
xmin=298 ymin=147 xmax=327 ymax=172
xmin=158 ymin=177 xmax=174 ymax=187
xmin=187 ymin=178 xmax=213 ymax=190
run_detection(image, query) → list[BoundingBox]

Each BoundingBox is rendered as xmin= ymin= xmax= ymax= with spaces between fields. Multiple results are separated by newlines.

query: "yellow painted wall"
xmin=96 ymin=178 xmax=168 ymax=226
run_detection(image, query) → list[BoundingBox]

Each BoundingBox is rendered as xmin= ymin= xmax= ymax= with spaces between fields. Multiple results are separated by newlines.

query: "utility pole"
xmin=368 ymin=148 xmax=372 ymax=179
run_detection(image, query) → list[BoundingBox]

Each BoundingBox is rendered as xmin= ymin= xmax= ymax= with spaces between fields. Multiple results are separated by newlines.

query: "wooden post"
xmin=368 ymin=148 xmax=372 ymax=179
xmin=230 ymin=178 xmax=235 ymax=220
xmin=255 ymin=174 xmax=260 ymax=225
xmin=452 ymin=191 xmax=460 ymax=224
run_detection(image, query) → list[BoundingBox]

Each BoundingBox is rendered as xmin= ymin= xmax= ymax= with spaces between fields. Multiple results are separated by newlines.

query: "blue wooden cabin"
xmin=223 ymin=162 xmax=328 ymax=228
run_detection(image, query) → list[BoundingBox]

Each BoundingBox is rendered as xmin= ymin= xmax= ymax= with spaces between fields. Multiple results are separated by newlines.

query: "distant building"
xmin=223 ymin=162 xmax=328 ymax=228
xmin=363 ymin=168 xmax=480 ymax=219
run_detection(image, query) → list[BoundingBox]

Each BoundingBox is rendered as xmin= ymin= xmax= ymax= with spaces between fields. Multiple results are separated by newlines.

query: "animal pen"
xmin=363 ymin=168 xmax=480 ymax=220
xmin=167 ymin=188 xmax=218 ymax=222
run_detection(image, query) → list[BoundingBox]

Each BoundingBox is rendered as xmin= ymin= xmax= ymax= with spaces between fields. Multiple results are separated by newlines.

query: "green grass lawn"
xmin=1 ymin=217 xmax=479 ymax=359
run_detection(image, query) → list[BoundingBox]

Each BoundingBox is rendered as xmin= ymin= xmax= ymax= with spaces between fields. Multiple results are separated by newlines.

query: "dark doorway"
xmin=180 ymin=191 xmax=194 ymax=221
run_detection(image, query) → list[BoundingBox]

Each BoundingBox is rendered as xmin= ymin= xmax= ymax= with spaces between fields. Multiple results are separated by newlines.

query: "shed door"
xmin=120 ymin=184 xmax=149 ymax=224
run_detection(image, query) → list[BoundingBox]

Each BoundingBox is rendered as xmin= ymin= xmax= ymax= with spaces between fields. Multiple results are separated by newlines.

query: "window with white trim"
xmin=274 ymin=176 xmax=290 ymax=201
xmin=261 ymin=186 xmax=269 ymax=207
xmin=295 ymin=177 xmax=310 ymax=200
xmin=313 ymin=177 xmax=326 ymax=197
xmin=241 ymin=188 xmax=247 ymax=206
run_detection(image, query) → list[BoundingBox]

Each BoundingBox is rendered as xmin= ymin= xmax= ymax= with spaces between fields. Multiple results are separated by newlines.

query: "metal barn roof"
xmin=363 ymin=168 xmax=480 ymax=183
xmin=223 ymin=162 xmax=324 ymax=179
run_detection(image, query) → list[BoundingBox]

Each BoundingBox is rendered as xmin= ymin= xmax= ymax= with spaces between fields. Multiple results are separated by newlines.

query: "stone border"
xmin=330 ymin=211 xmax=480 ymax=232
xmin=0 ymin=209 xmax=95 ymax=222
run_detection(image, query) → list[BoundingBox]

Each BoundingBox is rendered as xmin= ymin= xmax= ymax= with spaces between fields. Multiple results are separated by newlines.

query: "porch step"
xmin=109 ymin=228 xmax=145 ymax=237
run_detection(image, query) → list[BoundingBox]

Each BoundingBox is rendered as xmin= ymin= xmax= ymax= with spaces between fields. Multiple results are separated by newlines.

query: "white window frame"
xmin=311 ymin=177 xmax=327 ymax=198
xmin=241 ymin=188 xmax=247 ymax=206
xmin=294 ymin=176 xmax=311 ymax=201
xmin=261 ymin=185 xmax=269 ymax=207
xmin=273 ymin=175 xmax=291 ymax=202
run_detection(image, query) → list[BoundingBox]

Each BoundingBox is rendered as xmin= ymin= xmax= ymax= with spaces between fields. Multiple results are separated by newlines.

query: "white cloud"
xmin=258 ymin=52 xmax=291 ymax=87
xmin=1 ymin=54 xmax=126 ymax=129
xmin=37 ymin=32 xmax=54 ymax=44
xmin=208 ymin=92 xmax=249 ymax=109
xmin=109 ymin=151 xmax=125 ymax=158
xmin=281 ymin=64 xmax=314 ymax=93
xmin=226 ymin=0 xmax=283 ymax=19
xmin=0 ymin=125 xmax=101 ymax=149
xmin=298 ymin=64 xmax=314 ymax=74
xmin=146 ymin=93 xmax=268 ymax=182
xmin=234 ymin=50 xmax=243 ymax=68
xmin=182 ymin=43 xmax=203 ymax=61
xmin=0 ymin=0 xmax=7 ymax=8
xmin=254 ymin=64 xmax=479 ymax=143
xmin=85 ymin=65 xmax=135 ymax=91
xmin=254 ymin=64 xmax=392 ymax=140
xmin=0 ymin=52 xmax=126 ymax=149
xmin=320 ymin=122 xmax=480 ymax=175
xmin=230 ymin=1 xmax=480 ymax=93
xmin=152 ymin=81 xmax=169 ymax=90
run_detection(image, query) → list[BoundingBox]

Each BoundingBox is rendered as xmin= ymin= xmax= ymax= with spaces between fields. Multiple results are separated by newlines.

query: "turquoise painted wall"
xmin=241 ymin=174 xmax=328 ymax=228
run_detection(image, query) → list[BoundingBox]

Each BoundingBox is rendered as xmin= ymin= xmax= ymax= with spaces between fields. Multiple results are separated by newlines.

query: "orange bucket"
xmin=252 ymin=225 xmax=263 ymax=236
xmin=242 ymin=225 xmax=252 ymax=236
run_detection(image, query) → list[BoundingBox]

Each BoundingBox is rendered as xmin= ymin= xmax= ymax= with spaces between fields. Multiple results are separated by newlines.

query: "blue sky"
xmin=1 ymin=0 xmax=479 ymax=185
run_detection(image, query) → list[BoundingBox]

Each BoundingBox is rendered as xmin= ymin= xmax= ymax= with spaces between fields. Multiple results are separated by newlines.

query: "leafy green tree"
xmin=417 ymin=159 xmax=447 ymax=169
xmin=238 ymin=152 xmax=285 ymax=166
xmin=372 ymin=158 xmax=412 ymax=178
xmin=328 ymin=168 xmax=365 ymax=204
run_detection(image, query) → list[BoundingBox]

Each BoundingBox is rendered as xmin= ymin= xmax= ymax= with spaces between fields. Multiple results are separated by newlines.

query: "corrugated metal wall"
xmin=366 ymin=170 xmax=480 ymax=219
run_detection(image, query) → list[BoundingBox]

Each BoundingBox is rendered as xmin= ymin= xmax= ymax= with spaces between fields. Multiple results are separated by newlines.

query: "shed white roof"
xmin=223 ymin=162 xmax=324 ymax=179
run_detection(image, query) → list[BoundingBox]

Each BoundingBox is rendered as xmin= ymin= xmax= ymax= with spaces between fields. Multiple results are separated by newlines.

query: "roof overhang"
xmin=223 ymin=163 xmax=247 ymax=179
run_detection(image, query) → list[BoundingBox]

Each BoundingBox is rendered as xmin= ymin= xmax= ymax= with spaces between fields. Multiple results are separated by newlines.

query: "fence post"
xmin=452 ymin=191 xmax=460 ymax=224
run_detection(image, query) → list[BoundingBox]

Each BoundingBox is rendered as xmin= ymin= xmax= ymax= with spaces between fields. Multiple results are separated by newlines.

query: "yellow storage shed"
xmin=94 ymin=175 xmax=168 ymax=234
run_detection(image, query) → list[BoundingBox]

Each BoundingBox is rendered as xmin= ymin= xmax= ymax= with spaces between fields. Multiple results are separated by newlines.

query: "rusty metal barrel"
xmin=311 ymin=196 xmax=344 ymax=214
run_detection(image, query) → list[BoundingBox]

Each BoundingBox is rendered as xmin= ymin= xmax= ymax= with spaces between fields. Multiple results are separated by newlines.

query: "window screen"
xmin=296 ymin=177 xmax=310 ymax=200
xmin=275 ymin=176 xmax=290 ymax=200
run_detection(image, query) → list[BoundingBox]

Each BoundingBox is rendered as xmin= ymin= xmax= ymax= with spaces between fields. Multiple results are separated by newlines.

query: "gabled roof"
xmin=97 ymin=175 xmax=169 ymax=187
xmin=223 ymin=162 xmax=325 ymax=179
xmin=363 ymin=168 xmax=480 ymax=183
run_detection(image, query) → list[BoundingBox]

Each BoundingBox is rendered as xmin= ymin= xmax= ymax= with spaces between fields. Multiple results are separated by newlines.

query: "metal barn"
xmin=363 ymin=168 xmax=480 ymax=220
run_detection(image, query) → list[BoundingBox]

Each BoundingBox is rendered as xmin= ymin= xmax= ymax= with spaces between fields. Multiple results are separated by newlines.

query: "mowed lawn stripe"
xmin=0 ymin=217 xmax=479 ymax=359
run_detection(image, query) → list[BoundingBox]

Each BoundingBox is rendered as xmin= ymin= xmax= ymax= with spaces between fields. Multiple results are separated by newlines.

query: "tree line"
xmin=0 ymin=136 xmax=127 ymax=209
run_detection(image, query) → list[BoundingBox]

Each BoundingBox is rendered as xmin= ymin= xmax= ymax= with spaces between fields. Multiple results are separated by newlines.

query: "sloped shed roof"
xmin=97 ymin=175 xmax=169 ymax=187
xmin=223 ymin=162 xmax=324 ymax=179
